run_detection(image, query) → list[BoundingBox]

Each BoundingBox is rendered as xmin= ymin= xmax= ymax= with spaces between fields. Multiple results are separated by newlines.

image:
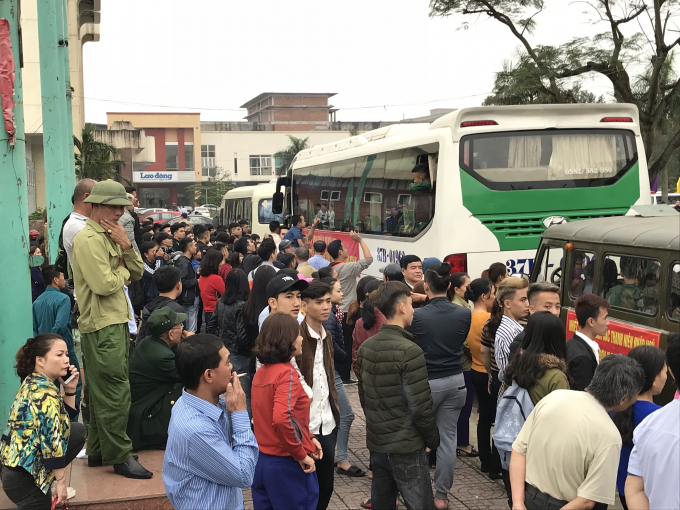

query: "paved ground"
xmin=243 ymin=382 xmax=509 ymax=510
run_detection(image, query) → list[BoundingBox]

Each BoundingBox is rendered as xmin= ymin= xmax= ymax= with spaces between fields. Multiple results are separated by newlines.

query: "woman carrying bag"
xmin=1 ymin=333 xmax=86 ymax=510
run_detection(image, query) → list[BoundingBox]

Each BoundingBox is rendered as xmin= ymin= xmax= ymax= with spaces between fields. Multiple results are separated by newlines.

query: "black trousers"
xmin=1 ymin=422 xmax=87 ymax=510
xmin=339 ymin=316 xmax=354 ymax=381
xmin=470 ymin=369 xmax=502 ymax=474
xmin=315 ymin=426 xmax=337 ymax=510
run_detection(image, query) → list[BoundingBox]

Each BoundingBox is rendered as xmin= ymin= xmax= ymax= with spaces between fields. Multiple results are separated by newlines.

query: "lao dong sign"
xmin=134 ymin=171 xmax=177 ymax=183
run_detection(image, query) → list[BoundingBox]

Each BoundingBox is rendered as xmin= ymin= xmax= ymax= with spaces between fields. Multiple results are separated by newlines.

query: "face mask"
xmin=29 ymin=255 xmax=44 ymax=267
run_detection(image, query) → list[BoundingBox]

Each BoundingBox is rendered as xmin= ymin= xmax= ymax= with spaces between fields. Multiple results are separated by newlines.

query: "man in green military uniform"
xmin=606 ymin=256 xmax=642 ymax=310
xmin=127 ymin=307 xmax=188 ymax=450
xmin=71 ymin=181 xmax=152 ymax=479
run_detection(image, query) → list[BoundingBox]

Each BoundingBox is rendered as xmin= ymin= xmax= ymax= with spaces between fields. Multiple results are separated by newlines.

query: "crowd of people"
xmin=2 ymin=177 xmax=679 ymax=510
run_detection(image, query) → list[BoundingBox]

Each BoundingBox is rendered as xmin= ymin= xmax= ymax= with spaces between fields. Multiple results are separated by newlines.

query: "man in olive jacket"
xmin=357 ymin=281 xmax=439 ymax=510
xmin=127 ymin=307 xmax=188 ymax=450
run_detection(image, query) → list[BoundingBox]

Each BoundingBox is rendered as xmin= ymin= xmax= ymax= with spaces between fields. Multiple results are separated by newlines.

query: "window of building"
xmin=292 ymin=145 xmax=438 ymax=237
xmin=184 ymin=144 xmax=194 ymax=172
xmin=669 ymin=262 xmax=680 ymax=322
xmin=534 ymin=245 xmax=564 ymax=285
xmin=250 ymin=155 xmax=272 ymax=176
xmin=569 ymin=251 xmax=596 ymax=299
xmin=601 ymin=254 xmax=660 ymax=316
xmin=166 ymin=143 xmax=179 ymax=171
xmin=201 ymin=145 xmax=216 ymax=177
xmin=460 ymin=129 xmax=637 ymax=191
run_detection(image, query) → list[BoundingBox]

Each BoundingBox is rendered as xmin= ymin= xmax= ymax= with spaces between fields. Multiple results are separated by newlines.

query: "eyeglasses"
xmin=171 ymin=324 xmax=184 ymax=331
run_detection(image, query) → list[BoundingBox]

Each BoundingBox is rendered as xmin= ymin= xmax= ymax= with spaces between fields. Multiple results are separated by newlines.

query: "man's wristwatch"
xmin=64 ymin=392 xmax=76 ymax=396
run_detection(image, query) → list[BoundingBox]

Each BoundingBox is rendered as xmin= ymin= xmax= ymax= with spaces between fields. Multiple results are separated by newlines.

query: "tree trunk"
xmin=639 ymin=121 xmax=656 ymax=183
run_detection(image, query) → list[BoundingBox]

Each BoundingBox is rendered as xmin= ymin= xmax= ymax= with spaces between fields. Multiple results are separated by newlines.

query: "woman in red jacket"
xmin=198 ymin=249 xmax=225 ymax=324
xmin=251 ymin=313 xmax=323 ymax=510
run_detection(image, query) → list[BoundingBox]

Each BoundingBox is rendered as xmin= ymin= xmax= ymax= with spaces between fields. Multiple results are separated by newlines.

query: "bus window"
xmin=258 ymin=199 xmax=283 ymax=224
xmin=535 ymin=245 xmax=564 ymax=285
xmin=460 ymin=129 xmax=637 ymax=190
xmin=569 ymin=251 xmax=595 ymax=299
xmin=601 ymin=254 xmax=660 ymax=315
xmin=668 ymin=263 xmax=680 ymax=322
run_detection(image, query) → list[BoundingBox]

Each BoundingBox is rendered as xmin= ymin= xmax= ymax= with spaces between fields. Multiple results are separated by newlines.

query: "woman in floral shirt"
xmin=1 ymin=333 xmax=85 ymax=509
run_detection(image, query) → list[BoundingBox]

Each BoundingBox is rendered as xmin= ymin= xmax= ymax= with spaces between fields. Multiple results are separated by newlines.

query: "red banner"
xmin=302 ymin=229 xmax=360 ymax=262
xmin=566 ymin=309 xmax=661 ymax=358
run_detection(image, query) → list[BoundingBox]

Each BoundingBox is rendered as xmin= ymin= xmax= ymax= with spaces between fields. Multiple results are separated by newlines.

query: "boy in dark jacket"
xmin=138 ymin=266 xmax=185 ymax=342
xmin=357 ymin=281 xmax=439 ymax=510
xmin=174 ymin=238 xmax=199 ymax=332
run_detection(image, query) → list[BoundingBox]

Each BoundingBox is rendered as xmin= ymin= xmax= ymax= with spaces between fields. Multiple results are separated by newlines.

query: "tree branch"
xmin=614 ymin=4 xmax=647 ymax=26
xmin=652 ymin=77 xmax=680 ymax=125
xmin=648 ymin=127 xmax=680 ymax=179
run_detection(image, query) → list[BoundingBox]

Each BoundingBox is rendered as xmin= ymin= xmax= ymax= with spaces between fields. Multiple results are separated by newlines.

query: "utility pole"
xmin=0 ymin=0 xmax=34 ymax=421
xmin=37 ymin=0 xmax=72 ymax=262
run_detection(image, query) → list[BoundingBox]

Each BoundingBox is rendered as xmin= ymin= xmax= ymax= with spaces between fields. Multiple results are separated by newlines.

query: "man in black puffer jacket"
xmin=357 ymin=281 xmax=439 ymax=510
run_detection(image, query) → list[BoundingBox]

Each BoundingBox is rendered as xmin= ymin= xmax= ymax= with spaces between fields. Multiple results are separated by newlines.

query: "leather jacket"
xmin=206 ymin=300 xmax=249 ymax=355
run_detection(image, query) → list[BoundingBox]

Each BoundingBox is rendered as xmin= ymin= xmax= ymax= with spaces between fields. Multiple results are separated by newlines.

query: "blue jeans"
xmin=252 ymin=453 xmax=319 ymax=510
xmin=182 ymin=296 xmax=200 ymax=333
xmin=370 ymin=449 xmax=435 ymax=510
xmin=334 ymin=370 xmax=355 ymax=463
xmin=230 ymin=353 xmax=252 ymax=418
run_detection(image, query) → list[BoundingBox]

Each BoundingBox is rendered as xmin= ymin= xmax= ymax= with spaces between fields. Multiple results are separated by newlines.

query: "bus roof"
xmin=541 ymin=213 xmax=680 ymax=251
xmin=295 ymin=103 xmax=641 ymax=162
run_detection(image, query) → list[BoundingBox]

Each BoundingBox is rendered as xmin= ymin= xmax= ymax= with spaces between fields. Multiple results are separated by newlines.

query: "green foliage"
xmin=185 ymin=168 xmax=235 ymax=206
xmin=429 ymin=0 xmax=680 ymax=180
xmin=274 ymin=135 xmax=310 ymax=175
xmin=349 ymin=126 xmax=360 ymax=137
xmin=29 ymin=207 xmax=45 ymax=221
xmin=74 ymin=123 xmax=128 ymax=183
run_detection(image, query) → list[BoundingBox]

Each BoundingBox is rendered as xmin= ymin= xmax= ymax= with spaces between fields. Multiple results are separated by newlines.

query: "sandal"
xmin=456 ymin=447 xmax=479 ymax=458
xmin=337 ymin=465 xmax=366 ymax=477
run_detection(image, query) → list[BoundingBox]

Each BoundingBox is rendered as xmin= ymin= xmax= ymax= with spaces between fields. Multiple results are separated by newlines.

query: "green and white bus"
xmin=275 ymin=104 xmax=650 ymax=278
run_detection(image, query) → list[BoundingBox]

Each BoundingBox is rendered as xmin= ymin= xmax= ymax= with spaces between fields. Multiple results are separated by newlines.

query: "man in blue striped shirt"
xmin=163 ymin=334 xmax=258 ymax=510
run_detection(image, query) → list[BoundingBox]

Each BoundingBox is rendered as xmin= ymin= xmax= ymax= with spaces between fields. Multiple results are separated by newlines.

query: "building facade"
xmin=106 ymin=113 xmax=202 ymax=209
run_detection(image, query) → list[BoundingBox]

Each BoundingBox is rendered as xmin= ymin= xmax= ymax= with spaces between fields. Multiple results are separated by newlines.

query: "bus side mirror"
xmin=272 ymin=192 xmax=284 ymax=215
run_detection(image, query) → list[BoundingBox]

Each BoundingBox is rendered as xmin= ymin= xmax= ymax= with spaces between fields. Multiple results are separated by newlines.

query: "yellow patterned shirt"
xmin=1 ymin=373 xmax=71 ymax=494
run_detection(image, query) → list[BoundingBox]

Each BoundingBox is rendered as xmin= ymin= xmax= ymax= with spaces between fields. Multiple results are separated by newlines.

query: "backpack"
xmin=493 ymin=381 xmax=535 ymax=470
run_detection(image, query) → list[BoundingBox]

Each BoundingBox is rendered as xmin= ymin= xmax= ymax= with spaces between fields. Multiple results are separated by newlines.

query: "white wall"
xmin=200 ymin=130 xmax=353 ymax=184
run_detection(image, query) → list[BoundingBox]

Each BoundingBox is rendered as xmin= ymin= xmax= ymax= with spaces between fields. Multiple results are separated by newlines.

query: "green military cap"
xmin=83 ymin=180 xmax=133 ymax=206
xmin=147 ymin=307 xmax=187 ymax=337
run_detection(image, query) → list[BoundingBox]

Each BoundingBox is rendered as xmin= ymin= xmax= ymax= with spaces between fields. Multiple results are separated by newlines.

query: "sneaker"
xmin=67 ymin=487 xmax=76 ymax=500
xmin=342 ymin=379 xmax=358 ymax=385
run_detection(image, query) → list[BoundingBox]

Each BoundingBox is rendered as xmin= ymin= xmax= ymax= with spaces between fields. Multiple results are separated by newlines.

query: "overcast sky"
xmin=83 ymin=0 xmax=632 ymax=124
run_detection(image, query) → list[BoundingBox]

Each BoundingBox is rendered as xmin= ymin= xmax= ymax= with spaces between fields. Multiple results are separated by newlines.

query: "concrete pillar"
xmin=0 ymin=0 xmax=34 ymax=420
xmin=37 ymin=0 xmax=70 ymax=262
xmin=57 ymin=0 xmax=75 ymax=192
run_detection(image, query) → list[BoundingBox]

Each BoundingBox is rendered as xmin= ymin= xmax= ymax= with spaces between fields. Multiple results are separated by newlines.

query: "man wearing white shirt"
xmin=63 ymin=179 xmax=97 ymax=271
xmin=625 ymin=332 xmax=679 ymax=510
xmin=567 ymin=294 xmax=611 ymax=391
xmin=298 ymin=280 xmax=339 ymax=510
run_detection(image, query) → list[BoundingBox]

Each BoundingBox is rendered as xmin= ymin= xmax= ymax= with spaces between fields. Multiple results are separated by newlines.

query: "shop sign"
xmin=566 ymin=309 xmax=661 ymax=358
xmin=134 ymin=171 xmax=178 ymax=183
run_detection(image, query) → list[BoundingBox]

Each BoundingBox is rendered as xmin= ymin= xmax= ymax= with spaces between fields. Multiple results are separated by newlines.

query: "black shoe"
xmin=488 ymin=472 xmax=504 ymax=480
xmin=342 ymin=379 xmax=358 ymax=385
xmin=88 ymin=454 xmax=138 ymax=467
xmin=113 ymin=458 xmax=153 ymax=479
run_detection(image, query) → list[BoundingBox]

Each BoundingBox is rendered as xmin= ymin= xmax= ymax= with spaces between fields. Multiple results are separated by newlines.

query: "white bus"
xmin=274 ymin=104 xmax=650 ymax=278
xmin=220 ymin=181 xmax=283 ymax=238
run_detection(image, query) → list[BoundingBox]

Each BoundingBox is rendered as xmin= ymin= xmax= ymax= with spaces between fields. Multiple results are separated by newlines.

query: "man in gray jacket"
xmin=357 ymin=281 xmax=439 ymax=510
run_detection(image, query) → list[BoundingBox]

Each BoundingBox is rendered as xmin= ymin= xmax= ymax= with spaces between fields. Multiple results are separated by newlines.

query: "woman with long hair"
xmin=465 ymin=278 xmax=499 ymax=478
xmin=500 ymin=311 xmax=569 ymax=508
xmin=1 ymin=334 xmax=86 ymax=510
xmin=29 ymin=245 xmax=45 ymax=302
xmin=612 ymin=345 xmax=667 ymax=510
xmin=251 ymin=313 xmax=322 ymax=510
xmin=351 ymin=279 xmax=383 ymax=376
xmin=448 ymin=272 xmax=476 ymax=459
xmin=408 ymin=263 xmax=471 ymax=510
xmin=206 ymin=268 xmax=252 ymax=413
xmin=198 ymin=249 xmax=225 ymax=325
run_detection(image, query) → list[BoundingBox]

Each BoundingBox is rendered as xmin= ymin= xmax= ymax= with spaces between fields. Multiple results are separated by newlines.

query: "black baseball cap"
xmin=266 ymin=273 xmax=309 ymax=299
xmin=156 ymin=232 xmax=172 ymax=244
xmin=379 ymin=263 xmax=404 ymax=282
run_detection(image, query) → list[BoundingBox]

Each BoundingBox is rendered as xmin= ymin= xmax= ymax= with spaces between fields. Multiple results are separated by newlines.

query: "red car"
xmin=139 ymin=210 xmax=181 ymax=225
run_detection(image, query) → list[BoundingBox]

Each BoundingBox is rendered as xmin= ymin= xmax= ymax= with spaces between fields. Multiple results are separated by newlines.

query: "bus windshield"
xmin=460 ymin=129 xmax=637 ymax=190
xmin=293 ymin=145 xmax=438 ymax=237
